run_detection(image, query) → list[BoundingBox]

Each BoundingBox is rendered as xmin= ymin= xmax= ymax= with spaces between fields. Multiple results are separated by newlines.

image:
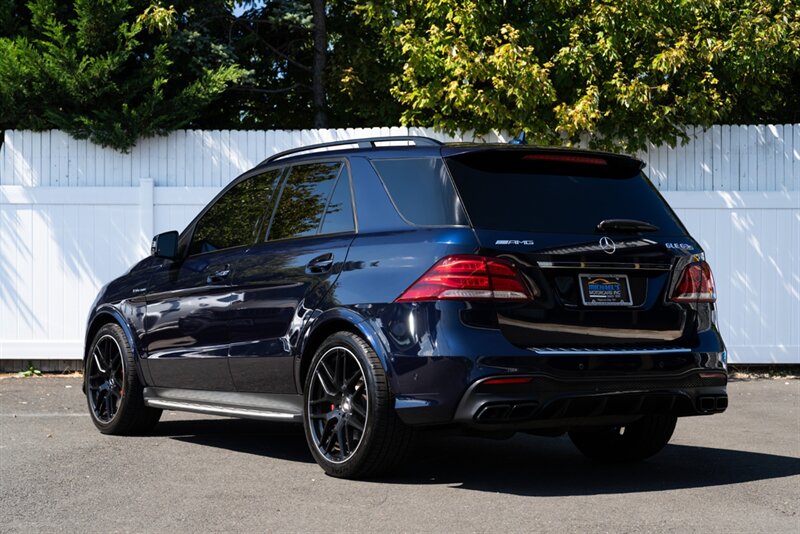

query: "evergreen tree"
xmin=0 ymin=0 xmax=247 ymax=151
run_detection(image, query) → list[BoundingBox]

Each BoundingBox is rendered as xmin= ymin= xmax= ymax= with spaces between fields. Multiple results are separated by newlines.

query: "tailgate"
xmin=444 ymin=148 xmax=701 ymax=348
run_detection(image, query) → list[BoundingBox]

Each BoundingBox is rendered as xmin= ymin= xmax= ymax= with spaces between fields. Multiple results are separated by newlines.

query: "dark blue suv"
xmin=83 ymin=136 xmax=727 ymax=478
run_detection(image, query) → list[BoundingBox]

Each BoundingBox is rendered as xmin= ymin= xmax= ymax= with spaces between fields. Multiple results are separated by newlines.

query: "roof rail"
xmin=260 ymin=136 xmax=442 ymax=165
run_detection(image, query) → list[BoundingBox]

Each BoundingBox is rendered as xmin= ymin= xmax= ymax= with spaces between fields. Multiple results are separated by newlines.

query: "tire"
xmin=568 ymin=414 xmax=677 ymax=462
xmin=302 ymin=331 xmax=414 ymax=479
xmin=85 ymin=323 xmax=162 ymax=435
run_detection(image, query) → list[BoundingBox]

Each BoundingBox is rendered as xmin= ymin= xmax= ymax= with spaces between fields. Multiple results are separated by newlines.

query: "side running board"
xmin=143 ymin=387 xmax=303 ymax=422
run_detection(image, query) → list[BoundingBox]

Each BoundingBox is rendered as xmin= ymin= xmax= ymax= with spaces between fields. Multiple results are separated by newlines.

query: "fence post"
xmin=139 ymin=178 xmax=154 ymax=256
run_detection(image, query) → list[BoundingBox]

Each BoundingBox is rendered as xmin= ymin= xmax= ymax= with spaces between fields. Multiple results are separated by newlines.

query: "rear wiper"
xmin=596 ymin=219 xmax=660 ymax=233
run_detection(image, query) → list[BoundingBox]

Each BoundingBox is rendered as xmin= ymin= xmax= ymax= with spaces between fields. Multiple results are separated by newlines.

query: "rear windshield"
xmin=445 ymin=151 xmax=687 ymax=236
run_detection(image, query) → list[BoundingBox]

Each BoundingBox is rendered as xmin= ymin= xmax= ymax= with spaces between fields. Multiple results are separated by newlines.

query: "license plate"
xmin=578 ymin=274 xmax=633 ymax=306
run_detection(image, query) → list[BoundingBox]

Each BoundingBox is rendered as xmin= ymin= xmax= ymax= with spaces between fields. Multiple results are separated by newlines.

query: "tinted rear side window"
xmin=319 ymin=174 xmax=355 ymax=235
xmin=267 ymin=162 xmax=343 ymax=241
xmin=372 ymin=158 xmax=468 ymax=226
xmin=189 ymin=168 xmax=283 ymax=255
xmin=446 ymin=151 xmax=686 ymax=236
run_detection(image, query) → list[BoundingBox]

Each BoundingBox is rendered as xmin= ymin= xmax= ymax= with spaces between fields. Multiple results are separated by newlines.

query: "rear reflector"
xmin=671 ymin=261 xmax=716 ymax=303
xmin=523 ymin=154 xmax=608 ymax=166
xmin=483 ymin=377 xmax=534 ymax=385
xmin=699 ymin=372 xmax=727 ymax=380
xmin=395 ymin=255 xmax=532 ymax=302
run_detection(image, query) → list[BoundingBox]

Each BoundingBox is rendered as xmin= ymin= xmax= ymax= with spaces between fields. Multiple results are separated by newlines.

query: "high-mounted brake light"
xmin=671 ymin=261 xmax=716 ymax=303
xmin=523 ymin=154 xmax=608 ymax=166
xmin=395 ymin=255 xmax=532 ymax=302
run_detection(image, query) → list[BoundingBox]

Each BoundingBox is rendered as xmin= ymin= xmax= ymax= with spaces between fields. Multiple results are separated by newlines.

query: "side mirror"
xmin=151 ymin=231 xmax=179 ymax=259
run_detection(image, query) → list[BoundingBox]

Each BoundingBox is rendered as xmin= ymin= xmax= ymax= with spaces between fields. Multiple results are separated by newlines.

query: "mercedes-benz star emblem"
xmin=599 ymin=236 xmax=616 ymax=254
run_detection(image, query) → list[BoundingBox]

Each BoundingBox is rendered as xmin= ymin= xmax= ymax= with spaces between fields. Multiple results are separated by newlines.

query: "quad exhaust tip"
xmin=476 ymin=402 xmax=539 ymax=422
xmin=475 ymin=393 xmax=729 ymax=423
xmin=698 ymin=395 xmax=728 ymax=413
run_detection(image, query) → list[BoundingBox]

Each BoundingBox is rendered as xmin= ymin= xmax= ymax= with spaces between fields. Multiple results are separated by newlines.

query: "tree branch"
xmin=233 ymin=19 xmax=312 ymax=73
xmin=230 ymin=84 xmax=305 ymax=94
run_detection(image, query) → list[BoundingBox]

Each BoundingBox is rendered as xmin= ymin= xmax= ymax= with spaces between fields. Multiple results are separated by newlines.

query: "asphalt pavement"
xmin=1 ymin=376 xmax=798 ymax=533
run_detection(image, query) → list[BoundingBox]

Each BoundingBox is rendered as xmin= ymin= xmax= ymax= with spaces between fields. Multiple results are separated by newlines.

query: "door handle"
xmin=306 ymin=253 xmax=334 ymax=274
xmin=206 ymin=264 xmax=232 ymax=284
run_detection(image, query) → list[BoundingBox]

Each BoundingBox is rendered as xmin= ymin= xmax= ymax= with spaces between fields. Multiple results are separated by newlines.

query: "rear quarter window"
xmin=371 ymin=158 xmax=468 ymax=226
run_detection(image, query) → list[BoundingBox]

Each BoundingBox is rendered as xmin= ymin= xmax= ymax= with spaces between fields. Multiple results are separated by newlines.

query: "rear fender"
xmin=294 ymin=307 xmax=397 ymax=393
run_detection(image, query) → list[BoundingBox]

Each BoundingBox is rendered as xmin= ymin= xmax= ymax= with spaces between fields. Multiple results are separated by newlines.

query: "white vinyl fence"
xmin=1 ymin=127 xmax=799 ymax=364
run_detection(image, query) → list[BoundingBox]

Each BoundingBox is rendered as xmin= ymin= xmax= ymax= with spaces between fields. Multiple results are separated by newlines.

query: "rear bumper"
xmin=396 ymin=369 xmax=727 ymax=429
xmin=364 ymin=301 xmax=727 ymax=428
xmin=452 ymin=370 xmax=727 ymax=430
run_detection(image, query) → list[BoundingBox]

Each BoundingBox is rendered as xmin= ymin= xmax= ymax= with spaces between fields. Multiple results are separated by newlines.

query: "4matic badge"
xmin=665 ymin=242 xmax=694 ymax=251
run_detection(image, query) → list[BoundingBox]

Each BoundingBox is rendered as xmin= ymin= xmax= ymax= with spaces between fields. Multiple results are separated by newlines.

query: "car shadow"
xmin=386 ymin=433 xmax=800 ymax=496
xmin=152 ymin=418 xmax=315 ymax=464
xmin=149 ymin=418 xmax=800 ymax=495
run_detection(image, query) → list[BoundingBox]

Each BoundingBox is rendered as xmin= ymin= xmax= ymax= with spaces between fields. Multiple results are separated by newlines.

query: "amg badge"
xmin=495 ymin=240 xmax=535 ymax=246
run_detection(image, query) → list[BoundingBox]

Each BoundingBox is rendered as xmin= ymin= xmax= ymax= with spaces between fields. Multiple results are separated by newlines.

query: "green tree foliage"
xmin=357 ymin=0 xmax=800 ymax=151
xmin=326 ymin=0 xmax=403 ymax=127
xmin=204 ymin=0 xmax=318 ymax=128
xmin=0 ymin=1 xmax=247 ymax=150
xmin=206 ymin=0 xmax=400 ymax=130
xmin=2 ymin=1 xmax=798 ymax=152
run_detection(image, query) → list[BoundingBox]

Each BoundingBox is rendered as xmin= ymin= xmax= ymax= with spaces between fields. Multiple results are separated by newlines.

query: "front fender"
xmin=85 ymin=304 xmax=148 ymax=387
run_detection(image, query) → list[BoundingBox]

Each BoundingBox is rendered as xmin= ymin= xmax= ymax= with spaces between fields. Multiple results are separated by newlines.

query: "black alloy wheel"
xmin=85 ymin=323 xmax=161 ymax=435
xmin=87 ymin=334 xmax=124 ymax=423
xmin=307 ymin=345 xmax=369 ymax=463
xmin=302 ymin=331 xmax=414 ymax=478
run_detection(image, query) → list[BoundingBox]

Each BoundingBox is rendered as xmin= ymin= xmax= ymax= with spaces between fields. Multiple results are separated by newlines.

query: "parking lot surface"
xmin=1 ymin=376 xmax=798 ymax=533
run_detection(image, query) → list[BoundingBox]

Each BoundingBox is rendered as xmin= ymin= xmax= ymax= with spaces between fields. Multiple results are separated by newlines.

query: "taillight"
xmin=395 ymin=255 xmax=532 ymax=302
xmin=671 ymin=261 xmax=716 ymax=303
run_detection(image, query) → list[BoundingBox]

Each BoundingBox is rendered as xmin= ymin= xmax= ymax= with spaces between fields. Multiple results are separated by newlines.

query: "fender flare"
xmin=294 ymin=307 xmax=396 ymax=393
xmin=85 ymin=305 xmax=147 ymax=385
